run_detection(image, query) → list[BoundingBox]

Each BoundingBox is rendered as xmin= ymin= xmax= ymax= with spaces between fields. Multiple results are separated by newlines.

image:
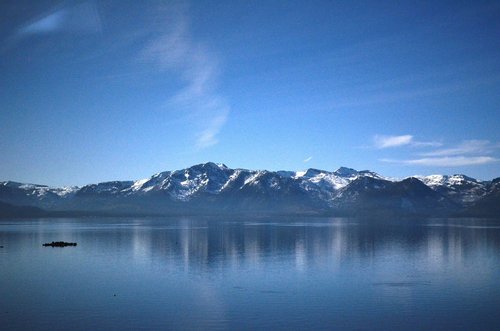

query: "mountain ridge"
xmin=1 ymin=162 xmax=498 ymax=218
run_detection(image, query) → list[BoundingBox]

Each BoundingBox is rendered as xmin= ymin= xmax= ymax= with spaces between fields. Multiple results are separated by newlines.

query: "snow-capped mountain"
xmin=460 ymin=178 xmax=500 ymax=217
xmin=0 ymin=181 xmax=78 ymax=209
xmin=414 ymin=174 xmax=489 ymax=206
xmin=114 ymin=164 xmax=377 ymax=201
xmin=0 ymin=162 xmax=498 ymax=217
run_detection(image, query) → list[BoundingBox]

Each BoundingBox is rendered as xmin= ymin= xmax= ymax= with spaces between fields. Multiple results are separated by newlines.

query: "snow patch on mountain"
xmin=414 ymin=174 xmax=488 ymax=204
xmin=131 ymin=178 xmax=149 ymax=191
xmin=243 ymin=171 xmax=263 ymax=186
xmin=1 ymin=181 xmax=78 ymax=199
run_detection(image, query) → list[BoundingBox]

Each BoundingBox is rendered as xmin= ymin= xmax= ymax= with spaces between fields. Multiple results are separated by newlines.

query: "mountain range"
xmin=1 ymin=162 xmax=498 ymax=218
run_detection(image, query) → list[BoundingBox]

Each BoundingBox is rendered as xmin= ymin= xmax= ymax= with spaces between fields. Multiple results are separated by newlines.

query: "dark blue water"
xmin=1 ymin=217 xmax=499 ymax=330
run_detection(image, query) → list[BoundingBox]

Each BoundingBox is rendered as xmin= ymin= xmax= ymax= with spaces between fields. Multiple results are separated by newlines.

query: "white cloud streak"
xmin=374 ymin=135 xmax=413 ymax=148
xmin=303 ymin=156 xmax=313 ymax=163
xmin=420 ymin=140 xmax=498 ymax=157
xmin=377 ymin=137 xmax=499 ymax=168
xmin=17 ymin=2 xmax=102 ymax=35
xmin=381 ymin=156 xmax=498 ymax=167
xmin=195 ymin=99 xmax=230 ymax=149
xmin=141 ymin=3 xmax=229 ymax=149
xmin=373 ymin=134 xmax=443 ymax=150
xmin=411 ymin=141 xmax=444 ymax=148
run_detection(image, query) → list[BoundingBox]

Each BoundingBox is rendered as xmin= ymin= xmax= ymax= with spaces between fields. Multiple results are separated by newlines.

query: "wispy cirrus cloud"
xmin=303 ymin=156 xmax=313 ymax=163
xmin=140 ymin=3 xmax=229 ymax=149
xmin=381 ymin=156 xmax=497 ymax=167
xmin=419 ymin=140 xmax=499 ymax=157
xmin=374 ymin=135 xmax=413 ymax=148
xmin=2 ymin=1 xmax=102 ymax=53
xmin=411 ymin=141 xmax=444 ymax=148
xmin=379 ymin=138 xmax=499 ymax=167
xmin=373 ymin=134 xmax=443 ymax=149
xmin=195 ymin=98 xmax=230 ymax=149
xmin=17 ymin=2 xmax=102 ymax=36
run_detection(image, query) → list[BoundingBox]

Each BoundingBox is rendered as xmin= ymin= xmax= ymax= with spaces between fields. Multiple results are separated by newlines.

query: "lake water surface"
xmin=1 ymin=217 xmax=499 ymax=330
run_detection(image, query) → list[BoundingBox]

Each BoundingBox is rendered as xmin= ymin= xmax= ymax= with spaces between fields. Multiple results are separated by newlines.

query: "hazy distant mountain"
xmin=332 ymin=176 xmax=458 ymax=217
xmin=460 ymin=178 xmax=500 ymax=217
xmin=415 ymin=174 xmax=489 ymax=206
xmin=0 ymin=162 xmax=498 ymax=218
xmin=0 ymin=201 xmax=47 ymax=218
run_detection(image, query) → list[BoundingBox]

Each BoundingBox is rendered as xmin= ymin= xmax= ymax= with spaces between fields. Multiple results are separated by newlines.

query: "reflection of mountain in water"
xmin=69 ymin=218 xmax=500 ymax=272
xmin=2 ymin=217 xmax=500 ymax=331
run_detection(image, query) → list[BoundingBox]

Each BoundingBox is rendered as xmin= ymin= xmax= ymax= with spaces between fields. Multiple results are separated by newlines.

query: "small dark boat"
xmin=43 ymin=241 xmax=77 ymax=247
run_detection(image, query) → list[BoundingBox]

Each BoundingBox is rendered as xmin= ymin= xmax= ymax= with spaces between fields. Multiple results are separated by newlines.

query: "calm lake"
xmin=1 ymin=217 xmax=499 ymax=330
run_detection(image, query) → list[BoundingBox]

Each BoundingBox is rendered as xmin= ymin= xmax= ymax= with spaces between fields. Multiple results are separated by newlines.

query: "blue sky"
xmin=1 ymin=0 xmax=499 ymax=186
